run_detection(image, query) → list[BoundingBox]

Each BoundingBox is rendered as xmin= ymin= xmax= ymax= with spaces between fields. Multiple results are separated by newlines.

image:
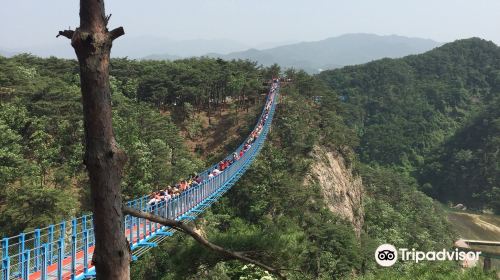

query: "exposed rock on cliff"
xmin=305 ymin=146 xmax=364 ymax=236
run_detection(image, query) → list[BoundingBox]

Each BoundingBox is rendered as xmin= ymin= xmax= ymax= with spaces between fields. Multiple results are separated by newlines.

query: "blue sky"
xmin=1 ymin=0 xmax=499 ymax=49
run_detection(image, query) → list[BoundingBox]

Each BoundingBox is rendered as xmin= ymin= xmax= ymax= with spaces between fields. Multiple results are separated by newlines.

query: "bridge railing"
xmin=124 ymin=84 xmax=279 ymax=250
xmin=1 ymin=214 xmax=97 ymax=280
xmin=1 ymin=82 xmax=279 ymax=280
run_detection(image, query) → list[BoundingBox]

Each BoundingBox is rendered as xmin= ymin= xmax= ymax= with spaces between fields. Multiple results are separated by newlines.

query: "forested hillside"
xmin=318 ymin=38 xmax=500 ymax=213
xmin=0 ymin=38 xmax=498 ymax=279
xmin=421 ymin=98 xmax=500 ymax=211
xmin=129 ymin=71 xmax=465 ymax=279
xmin=0 ymin=54 xmax=272 ymax=236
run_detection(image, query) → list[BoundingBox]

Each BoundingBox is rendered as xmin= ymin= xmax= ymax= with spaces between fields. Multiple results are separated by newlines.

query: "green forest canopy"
xmin=318 ymin=38 xmax=500 ymax=213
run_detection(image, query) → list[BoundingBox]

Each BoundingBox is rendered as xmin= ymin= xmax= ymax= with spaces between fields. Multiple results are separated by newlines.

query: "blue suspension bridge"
xmin=0 ymin=82 xmax=280 ymax=280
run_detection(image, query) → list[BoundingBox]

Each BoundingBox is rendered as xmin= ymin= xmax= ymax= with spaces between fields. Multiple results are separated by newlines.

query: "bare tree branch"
xmin=57 ymin=29 xmax=75 ymax=39
xmin=105 ymin=14 xmax=112 ymax=26
xmin=122 ymin=206 xmax=286 ymax=280
xmin=110 ymin=27 xmax=125 ymax=41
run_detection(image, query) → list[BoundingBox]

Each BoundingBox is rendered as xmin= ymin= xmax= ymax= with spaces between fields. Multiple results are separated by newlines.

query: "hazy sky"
xmin=1 ymin=0 xmax=500 ymax=50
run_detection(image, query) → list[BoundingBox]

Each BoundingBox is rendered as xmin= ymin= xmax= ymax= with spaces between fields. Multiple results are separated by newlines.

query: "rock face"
xmin=305 ymin=146 xmax=364 ymax=237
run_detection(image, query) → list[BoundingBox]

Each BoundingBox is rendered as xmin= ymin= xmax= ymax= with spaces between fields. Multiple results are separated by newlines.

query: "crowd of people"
xmin=147 ymin=80 xmax=279 ymax=206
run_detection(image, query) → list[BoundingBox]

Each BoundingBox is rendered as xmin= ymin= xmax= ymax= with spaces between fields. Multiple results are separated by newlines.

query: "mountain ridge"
xmin=207 ymin=33 xmax=442 ymax=73
xmin=2 ymin=34 xmax=443 ymax=73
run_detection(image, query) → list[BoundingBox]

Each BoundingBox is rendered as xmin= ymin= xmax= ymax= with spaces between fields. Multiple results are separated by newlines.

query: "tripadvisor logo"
xmin=375 ymin=244 xmax=397 ymax=267
xmin=374 ymin=244 xmax=481 ymax=267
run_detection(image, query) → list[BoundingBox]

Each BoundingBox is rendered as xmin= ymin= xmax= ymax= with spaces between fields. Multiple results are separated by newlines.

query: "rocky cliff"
xmin=305 ymin=146 xmax=364 ymax=236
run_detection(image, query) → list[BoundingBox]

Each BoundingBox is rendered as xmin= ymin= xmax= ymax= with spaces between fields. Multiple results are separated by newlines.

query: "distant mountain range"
xmin=0 ymin=49 xmax=19 ymax=57
xmin=114 ymin=36 xmax=250 ymax=58
xmin=0 ymin=36 xmax=292 ymax=60
xmin=206 ymin=34 xmax=442 ymax=73
xmin=1 ymin=34 xmax=442 ymax=72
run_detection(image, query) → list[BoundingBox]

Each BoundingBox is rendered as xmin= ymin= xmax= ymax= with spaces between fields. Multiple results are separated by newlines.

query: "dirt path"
xmin=448 ymin=211 xmax=500 ymax=241
xmin=179 ymin=104 xmax=262 ymax=160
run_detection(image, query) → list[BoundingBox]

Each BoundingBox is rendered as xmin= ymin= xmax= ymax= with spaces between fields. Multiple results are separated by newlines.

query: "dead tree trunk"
xmin=58 ymin=1 xmax=130 ymax=279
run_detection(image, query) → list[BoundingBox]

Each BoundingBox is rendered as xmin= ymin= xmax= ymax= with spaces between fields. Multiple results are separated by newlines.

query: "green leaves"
xmin=0 ymin=118 xmax=24 ymax=186
xmin=421 ymin=97 xmax=500 ymax=212
xmin=318 ymin=38 xmax=500 ymax=168
xmin=357 ymin=261 xmax=497 ymax=280
xmin=0 ymin=179 xmax=78 ymax=236
xmin=361 ymin=165 xmax=455 ymax=252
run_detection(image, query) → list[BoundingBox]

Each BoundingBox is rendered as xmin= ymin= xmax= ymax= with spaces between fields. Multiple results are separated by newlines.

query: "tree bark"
xmin=58 ymin=1 xmax=129 ymax=279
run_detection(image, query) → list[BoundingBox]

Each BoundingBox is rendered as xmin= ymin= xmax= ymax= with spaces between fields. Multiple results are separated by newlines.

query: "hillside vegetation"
xmin=130 ymin=69 xmax=465 ymax=279
xmin=318 ymin=38 xmax=500 ymax=213
xmin=0 ymin=55 xmax=272 ymax=235
xmin=0 ymin=38 xmax=498 ymax=279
